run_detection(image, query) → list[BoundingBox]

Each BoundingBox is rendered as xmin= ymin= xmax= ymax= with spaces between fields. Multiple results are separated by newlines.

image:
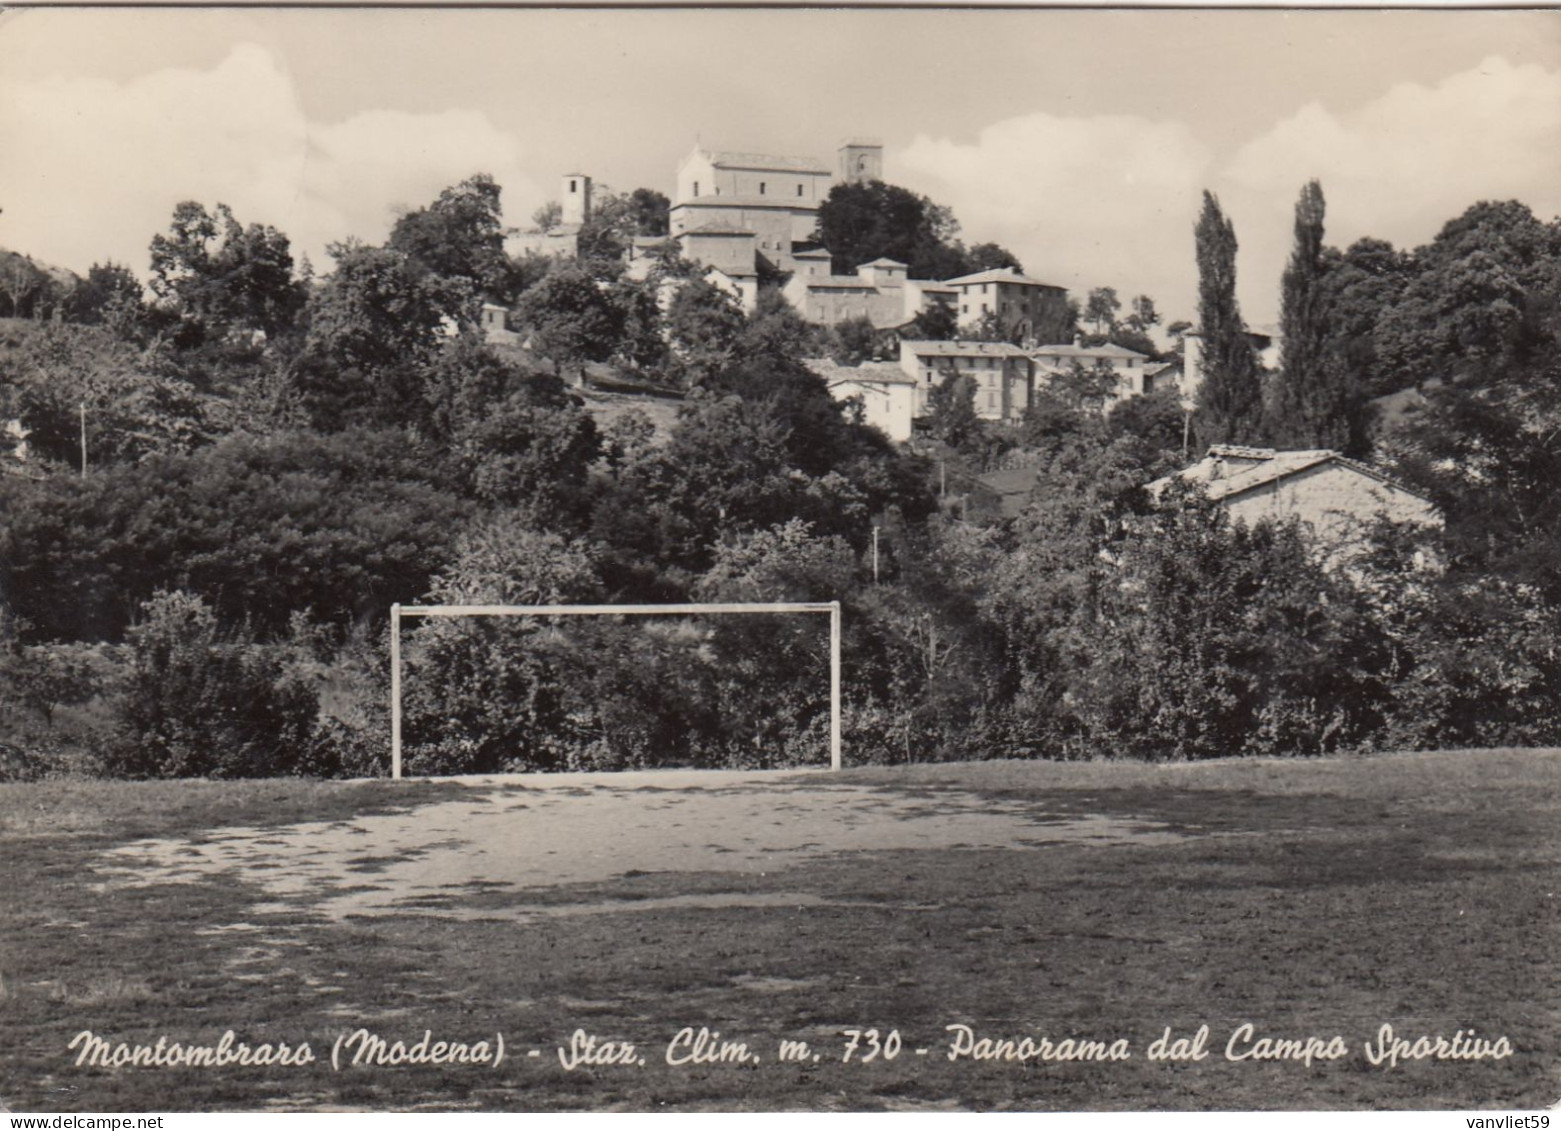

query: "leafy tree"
xmin=297 ymin=242 xmax=469 ymax=430
xmin=389 ymin=174 xmax=515 ymax=302
xmin=1317 ymin=238 xmax=1409 ymax=401
xmin=625 ymin=188 xmax=671 ymax=238
xmin=1107 ymin=387 xmax=1188 ymax=453
xmin=148 ymin=202 xmax=305 ymax=340
xmin=0 ymin=640 xmax=100 ymax=728
xmin=65 ymin=262 xmax=144 ymax=332
xmin=664 ymin=278 xmax=746 ymax=389
xmin=1193 ymin=191 xmax=1263 ymax=444
xmin=927 ymin=372 xmax=982 ymax=449
xmin=829 ymin=316 xmax=879 ymax=365
xmin=0 ymin=429 xmax=470 ymax=641
xmin=531 ymin=201 xmax=562 ymax=234
xmin=606 ymin=276 xmax=668 ymax=374
xmin=512 ymin=266 xmax=621 ymax=382
xmin=1125 ymin=294 xmax=1160 ymax=335
xmin=964 ymin=242 xmax=1023 ymax=273
xmin=815 ymin=181 xmax=964 ymax=278
xmin=1375 ymin=201 xmax=1561 ymax=391
xmin=906 ymin=301 xmax=958 ymax=341
xmin=106 ymin=590 xmax=320 ymax=778
xmin=1083 ymin=286 xmax=1121 ymax=335
xmin=7 ymin=322 xmax=213 ymax=465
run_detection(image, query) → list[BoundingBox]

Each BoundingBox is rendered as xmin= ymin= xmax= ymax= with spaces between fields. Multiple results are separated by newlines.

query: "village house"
xmin=1148 ymin=445 xmax=1441 ymax=548
xmin=1030 ymin=339 xmax=1158 ymax=408
xmin=805 ymin=358 xmax=918 ymax=442
xmin=899 ymin=339 xmax=1035 ymax=423
xmin=945 ymin=266 xmax=1069 ymax=337
xmin=783 ymin=257 xmax=959 ymax=330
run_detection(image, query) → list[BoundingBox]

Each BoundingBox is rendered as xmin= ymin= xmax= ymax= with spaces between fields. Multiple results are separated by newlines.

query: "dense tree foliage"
xmin=5 ymin=172 xmax=1561 ymax=777
xmin=813 ymin=181 xmax=1020 ymax=280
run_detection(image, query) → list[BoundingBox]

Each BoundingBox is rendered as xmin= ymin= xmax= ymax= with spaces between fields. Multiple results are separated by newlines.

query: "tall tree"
xmin=148 ymin=202 xmax=305 ymax=339
xmin=1193 ymin=191 xmax=1263 ymax=445
xmin=1268 ymin=180 xmax=1359 ymax=450
xmin=1084 ymin=286 xmax=1121 ymax=335
xmin=388 ymin=174 xmax=514 ymax=303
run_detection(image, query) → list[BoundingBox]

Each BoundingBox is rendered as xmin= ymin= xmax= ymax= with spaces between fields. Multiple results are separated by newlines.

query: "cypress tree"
xmin=1270 ymin=180 xmax=1357 ymax=450
xmin=1193 ymin=191 xmax=1263 ymax=445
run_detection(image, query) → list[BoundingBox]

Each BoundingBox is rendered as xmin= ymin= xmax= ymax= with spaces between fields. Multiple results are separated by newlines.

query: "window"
xmin=982 ymin=283 xmax=989 ymax=295
xmin=693 ymin=182 xmax=699 ymax=196
xmin=961 ymin=304 xmax=968 ymax=314
xmin=760 ymin=182 xmax=766 ymax=195
xmin=569 ymin=179 xmax=577 ymax=193
xmin=797 ymin=185 xmax=804 ymax=197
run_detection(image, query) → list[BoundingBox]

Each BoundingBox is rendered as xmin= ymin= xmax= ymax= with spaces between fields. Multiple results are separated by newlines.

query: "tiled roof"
xmin=909 ymin=280 xmax=957 ymax=292
xmin=943 ymin=267 xmax=1066 ymax=289
xmin=805 ymin=359 xmax=918 ymax=387
xmin=860 ymin=257 xmax=908 ymax=268
xmin=792 ymin=247 xmax=833 ymax=259
xmin=901 ymin=339 xmax=1030 ymax=358
xmin=706 ymin=150 xmax=832 ymax=174
xmin=1031 ymin=342 xmax=1149 ymax=360
xmin=1152 ymin=446 xmax=1435 ymax=505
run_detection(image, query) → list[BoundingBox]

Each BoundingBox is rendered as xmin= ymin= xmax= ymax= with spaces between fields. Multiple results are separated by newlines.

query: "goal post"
xmin=389 ymin=600 xmax=843 ymax=779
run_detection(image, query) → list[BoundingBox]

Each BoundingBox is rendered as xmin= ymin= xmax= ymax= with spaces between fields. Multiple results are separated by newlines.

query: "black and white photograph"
xmin=0 ymin=5 xmax=1558 ymax=1117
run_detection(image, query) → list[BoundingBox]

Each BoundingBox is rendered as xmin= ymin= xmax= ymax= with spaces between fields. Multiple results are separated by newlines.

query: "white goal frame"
xmin=389 ymin=601 xmax=842 ymax=779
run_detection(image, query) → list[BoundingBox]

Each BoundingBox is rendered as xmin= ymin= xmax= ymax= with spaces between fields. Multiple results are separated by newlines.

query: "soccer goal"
xmin=389 ymin=601 xmax=842 ymax=779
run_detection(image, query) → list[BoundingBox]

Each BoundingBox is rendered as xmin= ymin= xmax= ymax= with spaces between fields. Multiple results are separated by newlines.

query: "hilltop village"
xmin=0 ymin=122 xmax=1557 ymax=780
xmin=490 ymin=138 xmax=1199 ymax=445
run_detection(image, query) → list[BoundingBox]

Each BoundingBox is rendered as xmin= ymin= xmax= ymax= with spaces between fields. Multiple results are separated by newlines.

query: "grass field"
xmin=1 ymin=750 xmax=1557 ymax=1112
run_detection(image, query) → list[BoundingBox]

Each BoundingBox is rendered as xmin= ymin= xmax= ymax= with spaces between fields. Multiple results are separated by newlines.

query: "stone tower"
xmin=561 ymin=173 xmax=592 ymax=227
xmin=838 ymin=139 xmax=883 ymax=185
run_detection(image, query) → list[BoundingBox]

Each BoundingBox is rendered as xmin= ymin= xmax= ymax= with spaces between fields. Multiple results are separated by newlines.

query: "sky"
xmin=1 ymin=8 xmax=1559 ymax=326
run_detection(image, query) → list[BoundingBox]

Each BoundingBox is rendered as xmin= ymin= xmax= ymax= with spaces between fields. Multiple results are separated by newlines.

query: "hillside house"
xmin=806 ymin=358 xmax=918 ymax=442
xmin=945 ymin=266 xmax=1069 ymax=338
xmin=899 ymin=339 xmax=1034 ymax=423
xmin=1030 ymin=339 xmax=1155 ymax=408
xmin=783 ymin=257 xmax=959 ymax=330
xmin=1148 ymin=445 xmax=1441 ymax=547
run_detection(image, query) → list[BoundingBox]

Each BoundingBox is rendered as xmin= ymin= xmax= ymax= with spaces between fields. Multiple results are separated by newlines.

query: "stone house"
xmin=783 ymin=257 xmax=958 ymax=330
xmin=945 ymin=266 xmax=1069 ymax=338
xmin=1148 ymin=445 xmax=1441 ymax=548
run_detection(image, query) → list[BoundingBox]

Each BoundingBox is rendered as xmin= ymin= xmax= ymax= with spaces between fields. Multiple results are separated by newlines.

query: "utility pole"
xmin=79 ymin=402 xmax=87 ymax=478
xmin=871 ymin=525 xmax=880 ymax=584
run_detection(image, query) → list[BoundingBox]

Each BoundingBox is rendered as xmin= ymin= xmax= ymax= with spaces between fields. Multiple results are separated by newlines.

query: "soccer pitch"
xmin=1 ymin=751 xmax=1557 ymax=1112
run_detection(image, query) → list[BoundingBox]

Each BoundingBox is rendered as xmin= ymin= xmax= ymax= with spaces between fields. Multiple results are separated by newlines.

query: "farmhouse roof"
xmin=807 ymin=359 xmax=918 ymax=386
xmin=860 ymin=257 xmax=908 ymax=268
xmin=1152 ymin=446 xmax=1435 ymax=505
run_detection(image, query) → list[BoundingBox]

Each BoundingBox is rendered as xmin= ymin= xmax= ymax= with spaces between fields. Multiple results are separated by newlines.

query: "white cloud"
xmin=896 ymin=112 xmax=1213 ymax=324
xmin=0 ymin=44 xmax=545 ymax=279
xmin=1221 ymin=55 xmax=1561 ymax=323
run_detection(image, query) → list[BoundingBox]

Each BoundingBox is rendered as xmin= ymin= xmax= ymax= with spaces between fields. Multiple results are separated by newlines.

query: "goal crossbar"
xmin=389 ymin=600 xmax=842 ymax=779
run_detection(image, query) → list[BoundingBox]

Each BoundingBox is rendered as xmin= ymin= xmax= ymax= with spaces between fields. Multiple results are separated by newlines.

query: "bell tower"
xmin=838 ymin=138 xmax=883 ymax=185
xmin=561 ymin=173 xmax=592 ymax=226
